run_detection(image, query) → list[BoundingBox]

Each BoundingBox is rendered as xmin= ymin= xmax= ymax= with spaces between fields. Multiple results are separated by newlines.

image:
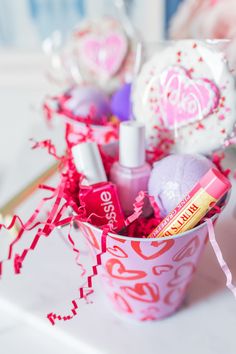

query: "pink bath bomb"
xmin=148 ymin=154 xmax=214 ymax=218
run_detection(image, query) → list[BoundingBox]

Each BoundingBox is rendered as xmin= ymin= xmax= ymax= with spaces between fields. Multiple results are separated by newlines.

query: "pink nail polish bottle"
xmin=72 ymin=142 xmax=125 ymax=232
xmin=110 ymin=121 xmax=152 ymax=217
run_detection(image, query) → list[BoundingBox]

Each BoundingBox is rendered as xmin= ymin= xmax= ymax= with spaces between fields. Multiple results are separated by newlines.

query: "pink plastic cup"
xmin=78 ymin=214 xmax=218 ymax=322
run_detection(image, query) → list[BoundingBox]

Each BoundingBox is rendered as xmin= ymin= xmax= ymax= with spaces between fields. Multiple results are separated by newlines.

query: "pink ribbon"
xmin=206 ymin=218 xmax=236 ymax=299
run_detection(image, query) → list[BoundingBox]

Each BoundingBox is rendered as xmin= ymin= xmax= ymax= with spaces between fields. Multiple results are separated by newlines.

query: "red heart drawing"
xmin=80 ymin=32 xmax=128 ymax=77
xmin=80 ymin=223 xmax=100 ymax=250
xmin=112 ymin=292 xmax=133 ymax=313
xmin=106 ymin=258 xmax=146 ymax=280
xmin=131 ymin=239 xmax=174 ymax=260
xmin=168 ymin=262 xmax=195 ymax=287
xmin=164 ymin=287 xmax=186 ymax=306
xmin=121 ymin=282 xmax=160 ymax=303
xmin=107 ymin=245 xmax=128 ymax=258
xmin=159 ymin=66 xmax=220 ymax=129
xmin=152 ymin=264 xmax=173 ymax=276
xmin=173 ymin=236 xmax=200 ymax=262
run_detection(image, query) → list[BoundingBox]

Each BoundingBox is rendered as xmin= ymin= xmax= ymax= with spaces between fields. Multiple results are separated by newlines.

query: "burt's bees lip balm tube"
xmin=148 ymin=168 xmax=231 ymax=239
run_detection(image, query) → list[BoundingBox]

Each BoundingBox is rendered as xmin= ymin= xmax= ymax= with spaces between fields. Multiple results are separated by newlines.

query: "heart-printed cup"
xmin=79 ymin=32 xmax=128 ymax=78
xmin=159 ymin=65 xmax=220 ymax=129
xmin=78 ymin=205 xmax=222 ymax=322
xmin=121 ymin=282 xmax=160 ymax=303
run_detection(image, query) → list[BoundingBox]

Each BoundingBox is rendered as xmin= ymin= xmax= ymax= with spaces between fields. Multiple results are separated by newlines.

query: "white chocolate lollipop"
xmin=133 ymin=40 xmax=236 ymax=154
xmin=73 ymin=17 xmax=136 ymax=93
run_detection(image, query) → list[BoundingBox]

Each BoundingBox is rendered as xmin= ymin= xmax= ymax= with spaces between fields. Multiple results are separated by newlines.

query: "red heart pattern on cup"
xmin=131 ymin=239 xmax=175 ymax=260
xmin=152 ymin=264 xmax=173 ymax=276
xmin=107 ymin=245 xmax=128 ymax=258
xmin=164 ymin=287 xmax=186 ymax=306
xmin=106 ymin=258 xmax=146 ymax=280
xmin=173 ymin=236 xmax=200 ymax=262
xmin=168 ymin=262 xmax=196 ymax=287
xmin=112 ymin=292 xmax=133 ymax=313
xmin=80 ymin=218 xmax=210 ymax=321
xmin=140 ymin=306 xmax=159 ymax=321
xmin=121 ymin=282 xmax=160 ymax=303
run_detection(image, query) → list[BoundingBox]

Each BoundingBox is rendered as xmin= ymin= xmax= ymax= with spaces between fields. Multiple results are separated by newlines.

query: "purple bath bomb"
xmin=64 ymin=86 xmax=111 ymax=124
xmin=148 ymin=154 xmax=214 ymax=218
xmin=111 ymin=83 xmax=131 ymax=121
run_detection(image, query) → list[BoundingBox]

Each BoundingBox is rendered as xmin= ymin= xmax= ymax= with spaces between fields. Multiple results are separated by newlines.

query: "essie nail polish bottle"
xmin=72 ymin=142 xmax=125 ymax=232
xmin=110 ymin=121 xmax=152 ymax=217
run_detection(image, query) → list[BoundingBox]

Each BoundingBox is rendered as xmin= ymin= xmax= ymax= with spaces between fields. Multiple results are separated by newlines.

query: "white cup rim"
xmin=81 ymin=190 xmax=230 ymax=242
xmin=80 ymin=173 xmax=229 ymax=243
xmin=82 ymin=212 xmax=218 ymax=243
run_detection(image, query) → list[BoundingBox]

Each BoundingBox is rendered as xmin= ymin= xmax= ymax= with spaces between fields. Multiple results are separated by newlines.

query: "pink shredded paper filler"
xmin=206 ymin=218 xmax=236 ymax=299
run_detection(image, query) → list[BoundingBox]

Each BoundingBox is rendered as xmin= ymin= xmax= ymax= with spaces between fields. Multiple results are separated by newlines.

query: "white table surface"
xmin=0 ymin=50 xmax=236 ymax=354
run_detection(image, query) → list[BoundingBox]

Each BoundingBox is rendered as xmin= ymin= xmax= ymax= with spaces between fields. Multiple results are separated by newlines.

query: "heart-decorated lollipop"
xmin=133 ymin=40 xmax=236 ymax=154
xmin=73 ymin=17 xmax=136 ymax=93
xmin=159 ymin=66 xmax=220 ymax=129
xmin=79 ymin=31 xmax=128 ymax=78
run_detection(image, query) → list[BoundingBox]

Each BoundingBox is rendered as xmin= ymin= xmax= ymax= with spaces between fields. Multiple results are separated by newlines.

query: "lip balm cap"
xmin=72 ymin=142 xmax=107 ymax=185
xmin=119 ymin=121 xmax=145 ymax=168
xmin=200 ymin=168 xmax=231 ymax=200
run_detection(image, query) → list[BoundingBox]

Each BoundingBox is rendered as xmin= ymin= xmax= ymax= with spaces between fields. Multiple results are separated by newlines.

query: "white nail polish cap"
xmin=72 ymin=142 xmax=107 ymax=185
xmin=119 ymin=121 xmax=146 ymax=168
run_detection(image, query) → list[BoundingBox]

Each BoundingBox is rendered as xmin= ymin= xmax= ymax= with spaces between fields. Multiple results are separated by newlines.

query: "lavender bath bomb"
xmin=64 ymin=86 xmax=111 ymax=124
xmin=148 ymin=154 xmax=214 ymax=218
xmin=111 ymin=83 xmax=131 ymax=121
